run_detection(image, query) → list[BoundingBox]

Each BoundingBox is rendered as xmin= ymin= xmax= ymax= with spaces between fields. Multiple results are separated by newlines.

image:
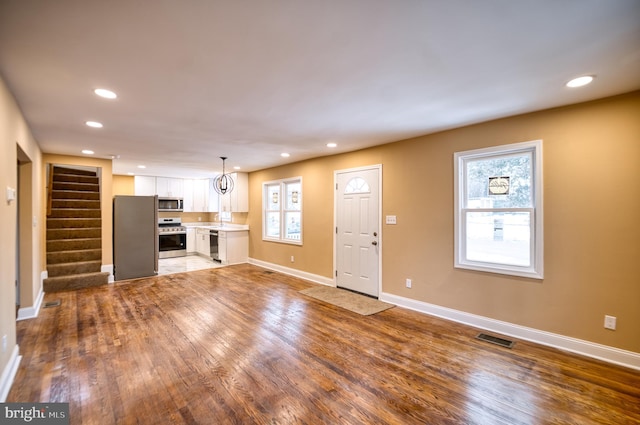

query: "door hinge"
xmin=335 ymin=226 xmax=338 ymax=234
xmin=335 ymin=270 xmax=338 ymax=277
xmin=336 ymin=183 xmax=338 ymax=190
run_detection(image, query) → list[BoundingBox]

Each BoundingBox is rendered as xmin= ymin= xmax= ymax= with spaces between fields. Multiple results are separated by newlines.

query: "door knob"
xmin=371 ymin=241 xmax=378 ymax=246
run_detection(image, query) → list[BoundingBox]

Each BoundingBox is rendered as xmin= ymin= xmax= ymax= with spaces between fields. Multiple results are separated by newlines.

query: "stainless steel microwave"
xmin=158 ymin=197 xmax=183 ymax=212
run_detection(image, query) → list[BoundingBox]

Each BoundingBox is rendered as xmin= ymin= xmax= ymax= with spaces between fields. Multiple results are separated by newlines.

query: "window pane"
xmin=266 ymin=212 xmax=280 ymax=238
xmin=284 ymin=212 xmax=301 ymax=240
xmin=285 ymin=182 xmax=301 ymax=210
xmin=466 ymin=153 xmax=532 ymax=208
xmin=267 ymin=185 xmax=280 ymax=210
xmin=465 ymin=211 xmax=531 ymax=267
xmin=344 ymin=177 xmax=370 ymax=194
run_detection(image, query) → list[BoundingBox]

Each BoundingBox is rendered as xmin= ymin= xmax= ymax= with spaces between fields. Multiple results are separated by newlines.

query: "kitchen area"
xmin=112 ymin=172 xmax=250 ymax=280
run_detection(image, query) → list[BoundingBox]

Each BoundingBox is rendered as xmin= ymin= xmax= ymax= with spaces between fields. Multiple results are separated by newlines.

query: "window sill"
xmin=455 ymin=262 xmax=543 ymax=280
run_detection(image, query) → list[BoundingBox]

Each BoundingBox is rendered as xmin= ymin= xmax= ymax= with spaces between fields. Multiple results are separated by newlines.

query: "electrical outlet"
xmin=2 ymin=334 xmax=7 ymax=352
xmin=406 ymin=278 xmax=412 ymax=288
xmin=604 ymin=315 xmax=617 ymax=330
xmin=290 ymin=256 xmax=295 ymax=263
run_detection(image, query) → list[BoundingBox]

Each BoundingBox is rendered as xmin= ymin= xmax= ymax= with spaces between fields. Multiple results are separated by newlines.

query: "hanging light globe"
xmin=213 ymin=156 xmax=234 ymax=195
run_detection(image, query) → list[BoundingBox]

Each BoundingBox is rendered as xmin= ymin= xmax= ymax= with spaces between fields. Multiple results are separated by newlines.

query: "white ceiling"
xmin=1 ymin=1 xmax=639 ymax=178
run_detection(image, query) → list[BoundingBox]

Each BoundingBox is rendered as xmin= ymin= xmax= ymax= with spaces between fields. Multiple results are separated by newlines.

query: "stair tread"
xmin=47 ymin=237 xmax=102 ymax=242
xmin=48 ymin=248 xmax=102 ymax=253
xmin=47 ymin=227 xmax=102 ymax=230
xmin=48 ymin=259 xmax=102 ymax=267
xmin=44 ymin=271 xmax=109 ymax=281
xmin=47 ymin=217 xmax=100 ymax=220
xmin=50 ymin=208 xmax=101 ymax=210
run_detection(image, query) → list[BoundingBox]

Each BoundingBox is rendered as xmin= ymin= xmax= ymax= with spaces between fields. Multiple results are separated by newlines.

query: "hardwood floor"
xmin=9 ymin=264 xmax=640 ymax=424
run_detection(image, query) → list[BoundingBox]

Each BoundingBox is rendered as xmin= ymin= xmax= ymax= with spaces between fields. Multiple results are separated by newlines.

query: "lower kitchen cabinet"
xmin=186 ymin=228 xmax=196 ymax=254
xmin=218 ymin=230 xmax=248 ymax=265
xmin=195 ymin=228 xmax=210 ymax=257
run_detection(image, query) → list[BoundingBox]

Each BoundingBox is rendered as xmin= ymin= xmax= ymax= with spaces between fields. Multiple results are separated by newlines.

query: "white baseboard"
xmin=17 ymin=286 xmax=44 ymax=321
xmin=102 ymin=264 xmax=114 ymax=283
xmin=380 ymin=292 xmax=640 ymax=371
xmin=0 ymin=345 xmax=21 ymax=402
xmin=247 ymin=258 xmax=334 ymax=287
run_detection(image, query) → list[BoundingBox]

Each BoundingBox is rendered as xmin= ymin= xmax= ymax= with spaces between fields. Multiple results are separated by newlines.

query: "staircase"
xmin=44 ymin=166 xmax=109 ymax=292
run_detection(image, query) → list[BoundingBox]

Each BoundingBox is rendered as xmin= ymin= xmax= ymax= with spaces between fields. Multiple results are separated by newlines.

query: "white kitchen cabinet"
xmin=183 ymin=179 xmax=194 ymax=212
xmin=135 ymin=176 xmax=184 ymax=197
xmin=134 ymin=176 xmax=156 ymax=196
xmin=156 ymin=177 xmax=184 ymax=198
xmin=219 ymin=172 xmax=248 ymax=213
xmin=195 ymin=228 xmax=210 ymax=257
xmin=197 ymin=179 xmax=219 ymax=212
xmin=206 ymin=179 xmax=220 ymax=212
xmin=218 ymin=230 xmax=248 ymax=265
xmin=183 ymin=179 xmax=219 ymax=212
xmin=186 ymin=228 xmax=196 ymax=254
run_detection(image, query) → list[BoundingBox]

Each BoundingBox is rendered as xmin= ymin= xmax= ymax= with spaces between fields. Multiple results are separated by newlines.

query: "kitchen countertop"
xmin=185 ymin=222 xmax=249 ymax=232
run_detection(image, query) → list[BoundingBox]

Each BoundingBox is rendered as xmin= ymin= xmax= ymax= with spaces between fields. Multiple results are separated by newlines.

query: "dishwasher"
xmin=209 ymin=230 xmax=220 ymax=262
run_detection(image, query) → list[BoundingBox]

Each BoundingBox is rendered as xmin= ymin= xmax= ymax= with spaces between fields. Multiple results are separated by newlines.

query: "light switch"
xmin=6 ymin=186 xmax=16 ymax=203
xmin=385 ymin=215 xmax=397 ymax=225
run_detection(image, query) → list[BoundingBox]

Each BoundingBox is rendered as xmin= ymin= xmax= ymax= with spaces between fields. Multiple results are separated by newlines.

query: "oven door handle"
xmin=160 ymin=231 xmax=187 ymax=236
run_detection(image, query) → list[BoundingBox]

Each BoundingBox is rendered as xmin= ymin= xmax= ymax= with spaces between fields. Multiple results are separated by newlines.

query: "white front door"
xmin=335 ymin=166 xmax=381 ymax=297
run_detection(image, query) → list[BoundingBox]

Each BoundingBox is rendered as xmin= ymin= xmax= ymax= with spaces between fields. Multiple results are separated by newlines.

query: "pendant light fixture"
xmin=213 ymin=156 xmax=234 ymax=195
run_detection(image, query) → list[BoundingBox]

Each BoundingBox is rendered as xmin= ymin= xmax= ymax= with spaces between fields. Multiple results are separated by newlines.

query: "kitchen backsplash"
xmin=159 ymin=211 xmax=248 ymax=225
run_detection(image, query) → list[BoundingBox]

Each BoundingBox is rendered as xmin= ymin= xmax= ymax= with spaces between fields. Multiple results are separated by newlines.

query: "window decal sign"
xmin=488 ymin=176 xmax=510 ymax=195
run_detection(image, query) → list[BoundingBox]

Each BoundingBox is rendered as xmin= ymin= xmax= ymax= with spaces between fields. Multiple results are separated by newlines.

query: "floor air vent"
xmin=476 ymin=333 xmax=514 ymax=349
xmin=44 ymin=300 xmax=61 ymax=308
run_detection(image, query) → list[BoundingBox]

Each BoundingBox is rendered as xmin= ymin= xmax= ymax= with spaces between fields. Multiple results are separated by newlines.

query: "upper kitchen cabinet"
xmin=134 ymin=176 xmax=156 ymax=196
xmin=220 ymin=172 xmax=248 ymax=213
xmin=134 ymin=176 xmax=185 ymax=197
xmin=156 ymin=177 xmax=184 ymax=198
xmin=184 ymin=179 xmax=219 ymax=212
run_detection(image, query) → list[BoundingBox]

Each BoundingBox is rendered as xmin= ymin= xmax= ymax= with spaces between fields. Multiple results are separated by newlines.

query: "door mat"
xmin=299 ymin=286 xmax=394 ymax=316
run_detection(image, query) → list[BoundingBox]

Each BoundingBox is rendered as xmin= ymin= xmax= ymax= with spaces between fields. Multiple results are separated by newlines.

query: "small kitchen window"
xmin=454 ymin=140 xmax=543 ymax=279
xmin=263 ymin=177 xmax=302 ymax=245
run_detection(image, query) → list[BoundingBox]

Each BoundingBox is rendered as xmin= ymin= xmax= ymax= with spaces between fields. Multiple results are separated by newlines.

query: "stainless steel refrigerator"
xmin=113 ymin=195 xmax=159 ymax=281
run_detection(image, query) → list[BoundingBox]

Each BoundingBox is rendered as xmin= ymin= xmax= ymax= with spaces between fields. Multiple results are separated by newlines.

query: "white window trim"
xmin=454 ymin=140 xmax=543 ymax=279
xmin=262 ymin=176 xmax=303 ymax=245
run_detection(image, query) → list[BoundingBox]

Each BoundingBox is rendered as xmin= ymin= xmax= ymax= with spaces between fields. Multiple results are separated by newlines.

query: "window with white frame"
xmin=263 ymin=177 xmax=302 ymax=244
xmin=454 ymin=140 xmax=543 ymax=279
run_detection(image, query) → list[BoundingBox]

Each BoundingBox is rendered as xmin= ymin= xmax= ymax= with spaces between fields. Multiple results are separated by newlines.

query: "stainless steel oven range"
xmin=158 ymin=217 xmax=186 ymax=258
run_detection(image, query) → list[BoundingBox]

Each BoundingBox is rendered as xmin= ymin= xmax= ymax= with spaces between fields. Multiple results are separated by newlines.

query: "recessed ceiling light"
xmin=94 ymin=88 xmax=117 ymax=99
xmin=326 ymin=142 xmax=337 ymax=148
xmin=127 ymin=172 xmax=134 ymax=176
xmin=85 ymin=121 xmax=103 ymax=128
xmin=281 ymin=153 xmax=290 ymax=158
xmin=233 ymin=166 xmax=241 ymax=170
xmin=81 ymin=149 xmax=94 ymax=155
xmin=566 ymin=75 xmax=594 ymax=88
xmin=137 ymin=165 xmax=146 ymax=169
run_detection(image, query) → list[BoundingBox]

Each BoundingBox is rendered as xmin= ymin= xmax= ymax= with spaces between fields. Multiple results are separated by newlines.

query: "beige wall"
xmin=1 ymin=77 xmax=44 ymax=380
xmin=248 ymin=91 xmax=640 ymax=353
xmin=112 ymin=174 xmax=135 ymax=196
xmin=43 ymin=154 xmax=114 ymax=265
